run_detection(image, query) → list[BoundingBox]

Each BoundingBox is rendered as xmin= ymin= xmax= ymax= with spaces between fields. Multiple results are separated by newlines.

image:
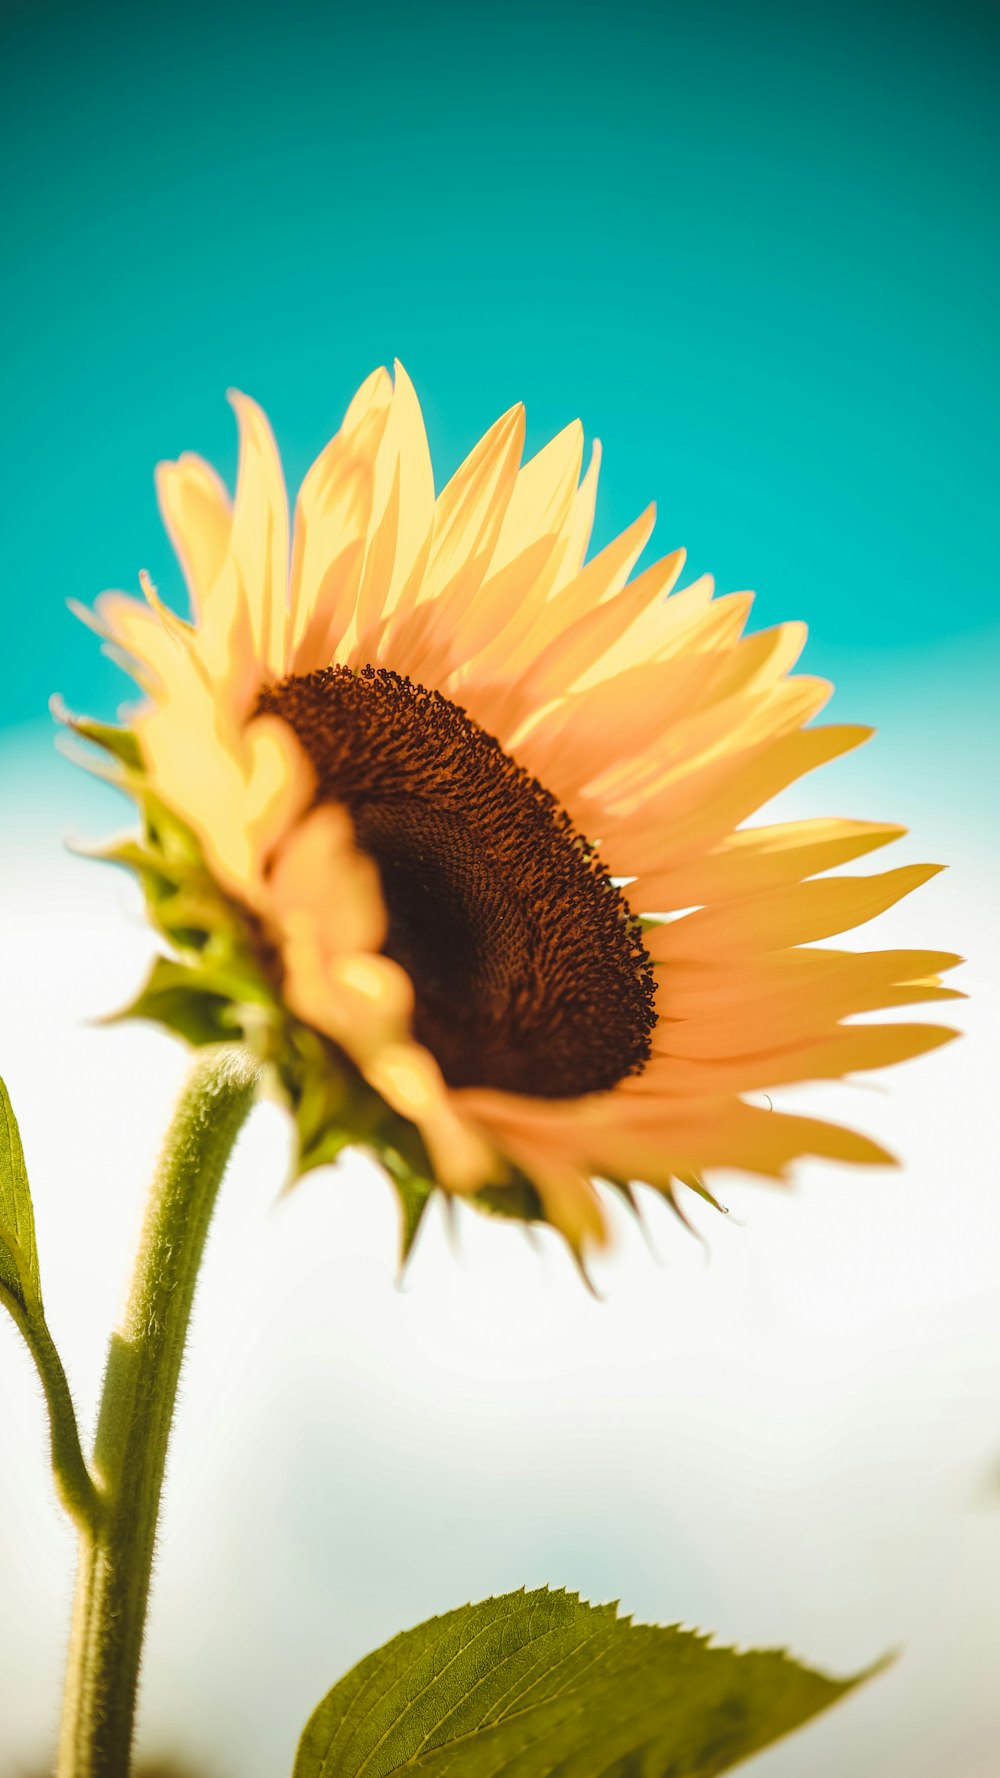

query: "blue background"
xmin=3 ymin=0 xmax=997 ymax=830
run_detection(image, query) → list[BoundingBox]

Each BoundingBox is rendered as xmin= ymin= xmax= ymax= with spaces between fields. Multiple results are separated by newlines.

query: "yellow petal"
xmin=349 ymin=463 xmax=404 ymax=660
xmin=535 ymin=503 xmax=657 ymax=641
xmin=437 ymin=433 xmax=596 ymax=682
xmin=463 ymin=479 xmax=653 ymax=689
xmin=647 ymin=863 xmax=944 ymax=960
xmin=347 ymin=367 xmax=437 ymax=654
xmin=269 ymin=802 xmax=386 ymax=951
xmin=192 ymin=558 xmax=263 ymax=721
xmin=600 ymin=1100 xmax=897 ymax=1183
xmin=239 ymin=715 xmax=314 ymax=873
xmin=515 ymin=610 xmax=758 ymax=802
xmin=284 ymin=949 xmax=413 ymax=1061
xmin=552 ymin=438 xmax=601 ymax=589
xmin=572 ymin=570 xmax=721 ymax=691
xmin=424 ymin=406 xmax=525 ymax=601
xmin=288 ymin=370 xmax=391 ymax=670
xmin=154 ymin=452 xmax=232 ymax=621
xmin=435 ymin=533 xmax=565 ymax=720
xmin=489 ymin=420 xmax=583 ymax=576
xmin=657 ymin=946 xmax=963 ymax=1057
xmin=699 ymin=619 xmax=808 ymax=703
xmin=632 ymin=818 xmax=907 ymax=912
xmin=517 ymin=548 xmax=686 ymax=708
xmin=661 ymin=945 xmax=963 ymax=1016
xmin=511 ymin=1155 xmax=609 ymax=1249
xmin=599 ymin=725 xmax=874 ymax=877
xmin=343 ymin=364 xmax=394 ymax=432
xmin=388 ymin=362 xmax=436 ymax=545
xmin=93 ymin=591 xmax=189 ymax=693
xmin=639 ymin=1021 xmax=958 ymax=1096
xmin=363 ymin=1041 xmax=497 ymax=1191
xmin=227 ymin=390 xmax=290 ymax=675
xmin=379 ymin=405 xmax=526 ymax=680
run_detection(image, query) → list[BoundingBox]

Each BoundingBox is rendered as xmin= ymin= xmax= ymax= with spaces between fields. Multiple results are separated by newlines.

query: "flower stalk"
xmin=58 ymin=1046 xmax=260 ymax=1778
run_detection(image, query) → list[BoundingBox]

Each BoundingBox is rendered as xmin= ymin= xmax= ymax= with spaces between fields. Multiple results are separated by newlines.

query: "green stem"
xmin=58 ymin=1046 xmax=260 ymax=1778
xmin=6 ymin=1295 xmax=103 ymax=1536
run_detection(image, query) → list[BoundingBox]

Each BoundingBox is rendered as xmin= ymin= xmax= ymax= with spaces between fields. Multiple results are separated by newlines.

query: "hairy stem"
xmin=58 ymin=1046 xmax=260 ymax=1778
xmin=6 ymin=1296 xmax=103 ymax=1535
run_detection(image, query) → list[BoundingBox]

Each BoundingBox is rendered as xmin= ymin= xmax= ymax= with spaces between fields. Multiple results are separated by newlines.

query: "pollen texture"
xmin=256 ymin=666 xmax=657 ymax=1097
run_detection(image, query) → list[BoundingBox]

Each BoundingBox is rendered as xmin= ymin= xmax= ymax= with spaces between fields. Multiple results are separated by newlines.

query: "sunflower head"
xmin=59 ymin=364 xmax=962 ymax=1266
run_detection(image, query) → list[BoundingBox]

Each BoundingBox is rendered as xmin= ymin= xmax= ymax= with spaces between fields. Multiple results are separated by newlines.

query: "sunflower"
xmin=61 ymin=363 xmax=961 ymax=1255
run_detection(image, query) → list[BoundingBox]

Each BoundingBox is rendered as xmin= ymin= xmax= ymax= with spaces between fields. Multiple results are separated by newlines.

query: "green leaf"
xmin=294 ymin=1586 xmax=867 ymax=1778
xmin=0 ymin=1073 xmax=41 ymax=1314
xmin=0 ymin=1079 xmax=100 ymax=1533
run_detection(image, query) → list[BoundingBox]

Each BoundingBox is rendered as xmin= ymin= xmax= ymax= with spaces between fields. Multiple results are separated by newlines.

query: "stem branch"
xmin=58 ymin=1045 xmax=260 ymax=1778
xmin=6 ymin=1295 xmax=103 ymax=1535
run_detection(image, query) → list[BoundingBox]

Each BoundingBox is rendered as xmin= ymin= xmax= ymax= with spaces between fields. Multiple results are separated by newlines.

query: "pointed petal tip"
xmin=225 ymin=386 xmax=271 ymax=429
xmin=923 ymin=1022 xmax=963 ymax=1051
xmin=66 ymin=597 xmax=106 ymax=638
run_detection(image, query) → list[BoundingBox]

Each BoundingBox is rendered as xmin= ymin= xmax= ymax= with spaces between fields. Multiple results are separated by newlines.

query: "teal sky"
xmin=3 ymin=0 xmax=997 ymax=818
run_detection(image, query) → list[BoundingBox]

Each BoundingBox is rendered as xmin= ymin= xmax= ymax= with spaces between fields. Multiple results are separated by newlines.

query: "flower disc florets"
xmin=256 ymin=665 xmax=657 ymax=1098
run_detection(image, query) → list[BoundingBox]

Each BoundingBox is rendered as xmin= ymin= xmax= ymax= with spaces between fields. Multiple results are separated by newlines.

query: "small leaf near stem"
xmin=294 ymin=1585 xmax=875 ymax=1778
xmin=0 ymin=1074 xmax=102 ymax=1536
xmin=0 ymin=1070 xmax=41 ymax=1310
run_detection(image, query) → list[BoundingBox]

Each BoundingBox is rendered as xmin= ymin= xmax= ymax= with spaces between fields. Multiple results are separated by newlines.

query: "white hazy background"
xmin=0 ymin=715 xmax=997 ymax=1776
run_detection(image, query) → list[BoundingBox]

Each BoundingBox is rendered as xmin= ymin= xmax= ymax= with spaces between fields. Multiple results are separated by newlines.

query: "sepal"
xmin=107 ymin=955 xmax=247 ymax=1048
xmin=50 ymin=698 xmax=142 ymax=771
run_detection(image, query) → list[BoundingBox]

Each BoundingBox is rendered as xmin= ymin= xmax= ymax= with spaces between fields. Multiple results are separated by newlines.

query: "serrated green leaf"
xmin=294 ymin=1585 xmax=865 ymax=1778
xmin=0 ymin=1074 xmax=41 ymax=1314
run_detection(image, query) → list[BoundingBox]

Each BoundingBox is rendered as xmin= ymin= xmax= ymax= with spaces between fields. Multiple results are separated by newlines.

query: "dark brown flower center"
xmin=255 ymin=666 xmax=656 ymax=1098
